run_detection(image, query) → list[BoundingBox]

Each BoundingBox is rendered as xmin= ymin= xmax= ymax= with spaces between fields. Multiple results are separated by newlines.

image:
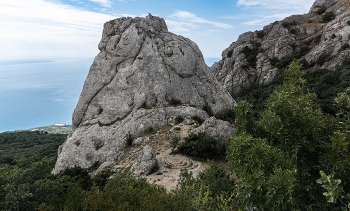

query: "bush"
xmin=202 ymin=102 xmax=213 ymax=116
xmin=214 ymin=108 xmax=235 ymax=124
xmin=191 ymin=115 xmax=204 ymax=124
xmin=316 ymin=6 xmax=327 ymax=15
xmin=174 ymin=115 xmax=184 ymax=124
xmin=240 ymin=41 xmax=263 ymax=68
xmin=341 ymin=43 xmax=350 ymax=50
xmin=347 ymin=20 xmax=350 ymax=25
xmin=170 ymin=136 xmax=181 ymax=151
xmin=314 ymin=34 xmax=322 ymax=44
xmin=256 ymin=30 xmax=265 ymax=38
xmin=322 ymin=11 xmax=335 ymax=23
xmin=316 ymin=53 xmax=331 ymax=66
xmin=170 ymin=98 xmax=181 ymax=106
xmin=178 ymin=132 xmax=218 ymax=159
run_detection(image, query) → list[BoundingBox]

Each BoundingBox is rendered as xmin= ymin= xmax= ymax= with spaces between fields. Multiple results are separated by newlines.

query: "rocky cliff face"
xmin=52 ymin=15 xmax=235 ymax=174
xmin=212 ymin=0 xmax=350 ymax=95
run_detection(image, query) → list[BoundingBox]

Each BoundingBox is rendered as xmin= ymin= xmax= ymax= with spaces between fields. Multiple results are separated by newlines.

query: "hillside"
xmin=212 ymin=0 xmax=350 ymax=95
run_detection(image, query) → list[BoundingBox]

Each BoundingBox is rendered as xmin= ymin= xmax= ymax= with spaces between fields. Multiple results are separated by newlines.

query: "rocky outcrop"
xmin=53 ymin=14 xmax=234 ymax=174
xmin=131 ymin=145 xmax=157 ymax=177
xmin=191 ymin=117 xmax=236 ymax=153
xmin=212 ymin=0 xmax=350 ymax=95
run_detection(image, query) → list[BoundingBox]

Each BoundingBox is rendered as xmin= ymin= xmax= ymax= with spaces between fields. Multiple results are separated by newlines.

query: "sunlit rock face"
xmin=52 ymin=14 xmax=235 ymax=174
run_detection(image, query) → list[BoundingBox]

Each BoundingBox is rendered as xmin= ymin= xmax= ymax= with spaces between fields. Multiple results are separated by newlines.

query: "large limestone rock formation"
xmin=212 ymin=0 xmax=350 ymax=95
xmin=53 ymin=14 xmax=234 ymax=174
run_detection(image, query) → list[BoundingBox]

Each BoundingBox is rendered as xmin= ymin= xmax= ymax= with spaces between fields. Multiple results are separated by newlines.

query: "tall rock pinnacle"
xmin=52 ymin=14 xmax=234 ymax=174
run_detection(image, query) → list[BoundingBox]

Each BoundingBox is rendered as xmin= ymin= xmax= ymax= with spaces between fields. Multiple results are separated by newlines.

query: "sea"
xmin=0 ymin=57 xmax=220 ymax=133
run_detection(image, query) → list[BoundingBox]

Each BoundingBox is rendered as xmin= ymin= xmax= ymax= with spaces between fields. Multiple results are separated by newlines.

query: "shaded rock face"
xmin=212 ymin=0 xmax=350 ymax=95
xmin=53 ymin=15 xmax=234 ymax=174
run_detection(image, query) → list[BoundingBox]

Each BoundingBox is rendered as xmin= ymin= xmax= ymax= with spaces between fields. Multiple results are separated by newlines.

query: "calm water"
xmin=0 ymin=57 xmax=219 ymax=132
xmin=0 ymin=58 xmax=92 ymax=132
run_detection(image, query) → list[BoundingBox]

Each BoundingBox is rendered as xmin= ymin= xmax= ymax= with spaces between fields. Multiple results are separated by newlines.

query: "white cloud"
xmin=88 ymin=0 xmax=112 ymax=7
xmin=236 ymin=0 xmax=314 ymax=26
xmin=169 ymin=10 xmax=233 ymax=29
xmin=237 ymin=0 xmax=314 ymax=12
xmin=0 ymin=0 xmax=118 ymax=59
xmin=165 ymin=20 xmax=199 ymax=32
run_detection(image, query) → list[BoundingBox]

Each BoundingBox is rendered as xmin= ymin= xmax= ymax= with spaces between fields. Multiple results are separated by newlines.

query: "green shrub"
xmin=214 ymin=108 xmax=235 ymax=124
xmin=240 ymin=41 xmax=263 ymax=68
xmin=256 ymin=30 xmax=265 ymax=38
xmin=202 ymin=102 xmax=213 ymax=116
xmin=316 ymin=6 xmax=327 ymax=15
xmin=303 ymin=38 xmax=314 ymax=45
xmin=347 ymin=20 xmax=350 ymax=25
xmin=341 ymin=43 xmax=350 ymax=50
xmin=178 ymin=132 xmax=218 ymax=159
xmin=170 ymin=136 xmax=181 ymax=151
xmin=289 ymin=28 xmax=297 ymax=34
xmin=175 ymin=115 xmax=184 ymax=124
xmin=331 ymin=34 xmax=336 ymax=39
xmin=191 ymin=115 xmax=204 ymax=124
xmin=126 ymin=131 xmax=133 ymax=146
xmin=269 ymin=57 xmax=279 ymax=66
xmin=322 ymin=11 xmax=335 ymax=23
xmin=316 ymin=53 xmax=331 ymax=66
xmin=170 ymin=98 xmax=181 ymax=106
xmin=314 ymin=34 xmax=322 ymax=44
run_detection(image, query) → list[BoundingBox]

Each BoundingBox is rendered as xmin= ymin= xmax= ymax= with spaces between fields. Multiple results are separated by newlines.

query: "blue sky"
xmin=0 ymin=0 xmax=315 ymax=61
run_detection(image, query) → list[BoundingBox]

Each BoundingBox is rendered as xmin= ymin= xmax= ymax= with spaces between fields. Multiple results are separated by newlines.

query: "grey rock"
xmin=53 ymin=14 xmax=234 ymax=174
xmin=211 ymin=0 xmax=350 ymax=95
xmin=131 ymin=145 xmax=157 ymax=177
xmin=191 ymin=117 xmax=236 ymax=153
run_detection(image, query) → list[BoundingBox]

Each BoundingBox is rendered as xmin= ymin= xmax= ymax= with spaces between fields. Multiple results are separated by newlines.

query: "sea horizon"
xmin=0 ymin=57 xmax=220 ymax=133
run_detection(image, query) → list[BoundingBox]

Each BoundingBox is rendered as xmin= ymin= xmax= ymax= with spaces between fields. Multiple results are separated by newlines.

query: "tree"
xmin=227 ymin=62 xmax=350 ymax=210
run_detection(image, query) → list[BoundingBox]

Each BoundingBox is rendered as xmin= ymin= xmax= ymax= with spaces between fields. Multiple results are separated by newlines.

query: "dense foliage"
xmin=227 ymin=62 xmax=350 ymax=210
xmin=178 ymin=132 xmax=218 ymax=159
xmin=0 ymin=131 xmax=66 ymax=165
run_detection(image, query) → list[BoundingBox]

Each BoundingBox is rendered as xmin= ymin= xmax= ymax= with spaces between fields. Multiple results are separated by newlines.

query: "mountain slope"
xmin=212 ymin=0 xmax=350 ymax=95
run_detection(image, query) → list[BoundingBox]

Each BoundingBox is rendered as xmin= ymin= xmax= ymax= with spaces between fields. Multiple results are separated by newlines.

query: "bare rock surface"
xmin=53 ymin=14 xmax=234 ymax=174
xmin=212 ymin=0 xmax=350 ymax=95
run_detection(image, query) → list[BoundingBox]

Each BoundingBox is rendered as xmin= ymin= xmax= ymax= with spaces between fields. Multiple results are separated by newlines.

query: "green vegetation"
xmin=202 ymin=102 xmax=213 ymax=116
xmin=169 ymin=98 xmax=181 ymax=106
xmin=256 ymin=30 xmax=265 ymax=38
xmin=214 ymin=108 xmax=235 ymax=124
xmin=227 ymin=62 xmax=350 ymax=210
xmin=240 ymin=41 xmax=263 ymax=68
xmin=170 ymin=136 xmax=181 ymax=152
xmin=191 ymin=115 xmax=204 ymax=124
xmin=342 ymin=43 xmax=350 ymax=50
xmin=178 ymin=132 xmax=218 ymax=159
xmin=174 ymin=115 xmax=184 ymax=124
xmin=316 ymin=6 xmax=327 ymax=15
xmin=177 ymin=163 xmax=236 ymax=211
xmin=316 ymin=52 xmax=332 ymax=66
xmin=322 ymin=11 xmax=335 ymax=23
xmin=0 ymin=131 xmax=66 ymax=165
xmin=0 ymin=157 xmax=191 ymax=211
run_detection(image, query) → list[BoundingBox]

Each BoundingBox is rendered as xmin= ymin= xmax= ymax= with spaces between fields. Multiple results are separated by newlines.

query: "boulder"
xmin=131 ymin=145 xmax=157 ymax=177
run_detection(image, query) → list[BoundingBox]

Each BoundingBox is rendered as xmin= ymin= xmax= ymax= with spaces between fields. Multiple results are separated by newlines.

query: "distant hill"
xmin=0 ymin=131 xmax=67 ymax=165
xmin=19 ymin=124 xmax=72 ymax=134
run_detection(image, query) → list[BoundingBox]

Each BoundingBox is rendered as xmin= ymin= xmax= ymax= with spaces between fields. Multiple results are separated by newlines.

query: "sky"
xmin=0 ymin=0 xmax=316 ymax=61
xmin=0 ymin=0 xmax=316 ymax=131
